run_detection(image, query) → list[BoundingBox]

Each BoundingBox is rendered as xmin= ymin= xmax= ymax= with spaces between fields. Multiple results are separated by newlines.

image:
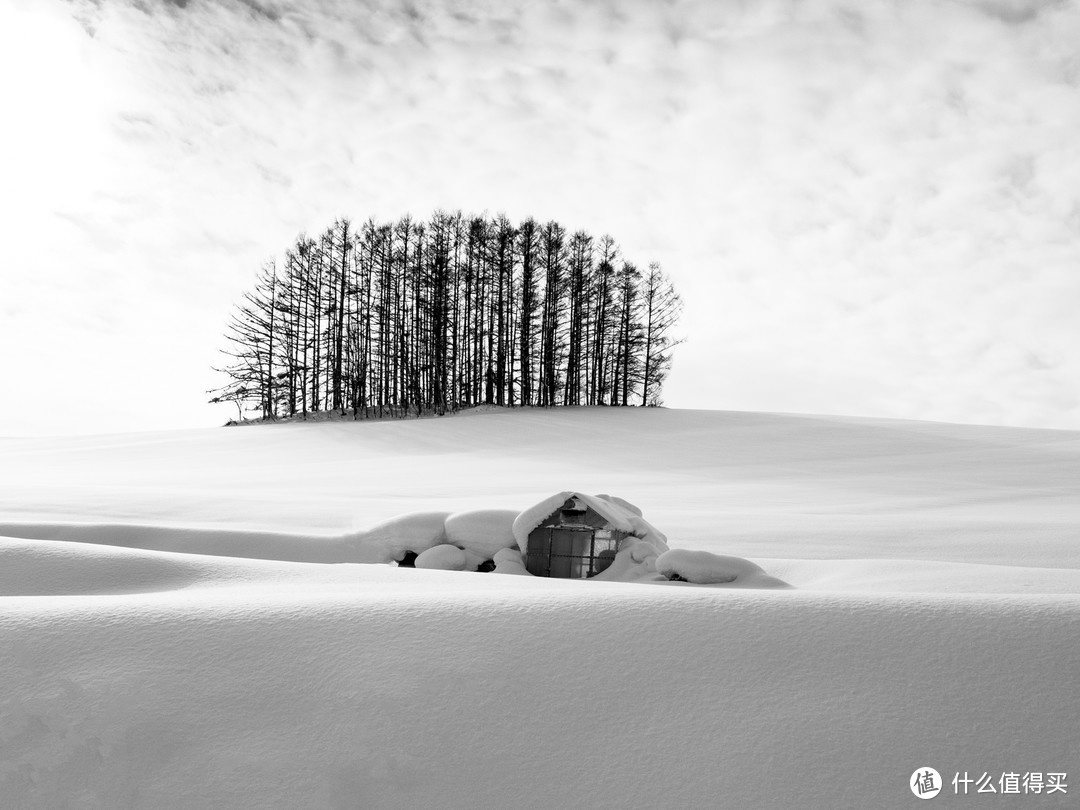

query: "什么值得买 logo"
xmin=911 ymin=767 xmax=942 ymax=799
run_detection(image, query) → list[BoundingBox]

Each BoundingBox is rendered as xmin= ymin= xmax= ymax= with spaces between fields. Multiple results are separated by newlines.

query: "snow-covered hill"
xmin=2 ymin=407 xmax=1078 ymax=808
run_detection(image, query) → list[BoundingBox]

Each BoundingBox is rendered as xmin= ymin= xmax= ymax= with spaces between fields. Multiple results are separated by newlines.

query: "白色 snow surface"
xmin=2 ymin=406 xmax=1079 ymax=808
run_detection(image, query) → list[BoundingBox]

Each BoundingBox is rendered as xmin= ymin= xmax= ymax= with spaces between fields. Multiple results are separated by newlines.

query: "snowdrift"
xmin=0 ymin=493 xmax=785 ymax=587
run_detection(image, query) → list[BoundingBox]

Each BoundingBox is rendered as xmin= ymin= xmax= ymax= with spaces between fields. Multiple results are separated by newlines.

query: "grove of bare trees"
xmin=210 ymin=211 xmax=682 ymax=421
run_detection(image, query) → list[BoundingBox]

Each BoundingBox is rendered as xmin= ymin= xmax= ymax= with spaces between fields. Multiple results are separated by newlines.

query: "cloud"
xmin=2 ymin=0 xmax=1079 ymax=434
xmin=960 ymin=0 xmax=1067 ymax=25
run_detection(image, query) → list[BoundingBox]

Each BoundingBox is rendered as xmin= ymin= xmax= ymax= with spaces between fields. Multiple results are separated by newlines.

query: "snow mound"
xmin=492 ymin=547 xmax=530 ymax=575
xmin=345 ymin=510 xmax=517 ymax=570
xmin=443 ymin=509 xmax=518 ymax=558
xmin=655 ymin=549 xmax=791 ymax=588
xmin=0 ymin=535 xmax=205 ymax=596
xmin=415 ymin=544 xmax=469 ymax=571
xmin=591 ymin=538 xmax=669 ymax=583
xmin=344 ymin=511 xmax=450 ymax=563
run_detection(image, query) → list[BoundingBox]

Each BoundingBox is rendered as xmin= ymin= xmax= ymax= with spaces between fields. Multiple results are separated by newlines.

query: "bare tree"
xmin=612 ymin=261 xmax=642 ymax=406
xmin=639 ymin=262 xmax=683 ymax=406
xmin=213 ymin=212 xmax=682 ymax=421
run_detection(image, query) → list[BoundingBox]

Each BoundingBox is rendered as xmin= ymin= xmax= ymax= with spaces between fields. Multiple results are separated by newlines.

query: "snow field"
xmin=2 ymin=407 xmax=1080 ymax=808
xmin=2 ymin=571 xmax=1076 ymax=809
xmin=4 ymin=406 xmax=1078 ymax=569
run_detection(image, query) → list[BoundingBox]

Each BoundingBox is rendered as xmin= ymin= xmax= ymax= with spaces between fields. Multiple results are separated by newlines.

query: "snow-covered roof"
xmin=511 ymin=491 xmax=668 ymax=554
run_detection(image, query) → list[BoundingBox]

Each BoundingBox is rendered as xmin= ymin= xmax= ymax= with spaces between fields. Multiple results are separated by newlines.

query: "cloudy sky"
xmin=2 ymin=0 xmax=1079 ymax=436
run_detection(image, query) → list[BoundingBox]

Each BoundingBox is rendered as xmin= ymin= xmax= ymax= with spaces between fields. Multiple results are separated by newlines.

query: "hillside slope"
xmin=2 ymin=406 xmax=1078 ymax=568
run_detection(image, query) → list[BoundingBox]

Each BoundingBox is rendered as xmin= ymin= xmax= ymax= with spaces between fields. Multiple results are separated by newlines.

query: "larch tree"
xmin=639 ymin=262 xmax=684 ymax=406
